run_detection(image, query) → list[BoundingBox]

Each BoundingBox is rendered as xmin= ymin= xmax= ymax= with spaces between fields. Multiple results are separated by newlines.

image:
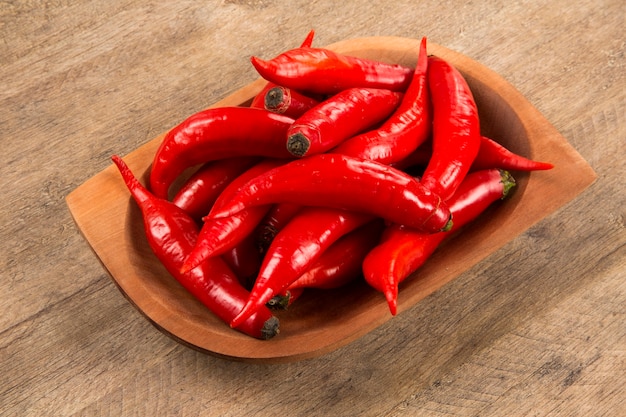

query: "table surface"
xmin=2 ymin=1 xmax=624 ymax=416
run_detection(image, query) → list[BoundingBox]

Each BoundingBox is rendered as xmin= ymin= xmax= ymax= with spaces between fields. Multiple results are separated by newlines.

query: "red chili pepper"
xmin=363 ymin=168 xmax=516 ymax=315
xmin=286 ymin=87 xmax=402 ymax=157
xmin=397 ymin=136 xmax=554 ymax=173
xmin=250 ymin=47 xmax=413 ymax=95
xmin=287 ymin=88 xmax=402 ymax=157
xmin=149 ymin=107 xmax=294 ymax=199
xmin=254 ymin=202 xmax=302 ymax=254
xmin=332 ymin=37 xmax=432 ymax=165
xmin=266 ymin=219 xmax=384 ymax=309
xmin=172 ymin=156 xmax=258 ymax=221
xmin=289 ymin=219 xmax=384 ymax=291
xmin=262 ymin=85 xmax=322 ymax=118
xmin=229 ymin=207 xmax=374 ymax=329
xmin=249 ymin=30 xmax=317 ymax=109
xmin=261 ymin=207 xmax=381 ymax=309
xmin=110 ymin=155 xmax=279 ymax=339
xmin=180 ymin=159 xmax=283 ymax=273
xmin=208 ymin=153 xmax=452 ymax=233
xmin=420 ymin=56 xmax=481 ymax=201
xmin=472 ymin=136 xmax=554 ymax=171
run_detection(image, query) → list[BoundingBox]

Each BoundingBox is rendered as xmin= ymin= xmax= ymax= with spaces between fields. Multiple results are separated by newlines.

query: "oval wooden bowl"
xmin=66 ymin=36 xmax=596 ymax=363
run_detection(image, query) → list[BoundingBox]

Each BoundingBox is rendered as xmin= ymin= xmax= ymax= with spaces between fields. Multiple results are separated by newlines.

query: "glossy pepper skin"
xmin=286 ymin=87 xmax=403 ymax=157
xmin=397 ymin=136 xmax=554 ymax=173
xmin=208 ymin=153 xmax=452 ymax=234
xmin=268 ymin=219 xmax=385 ymax=309
xmin=262 ymin=86 xmax=321 ymax=118
xmin=229 ymin=207 xmax=374 ymax=329
xmin=420 ymin=56 xmax=481 ymax=201
xmin=332 ymin=37 xmax=432 ymax=165
xmin=172 ymin=156 xmax=258 ymax=222
xmin=149 ymin=107 xmax=294 ymax=199
xmin=250 ymin=47 xmax=413 ymax=95
xmin=181 ymin=159 xmax=283 ymax=273
xmin=363 ymin=168 xmax=516 ymax=315
xmin=289 ymin=219 xmax=385 ymax=291
xmin=249 ymin=29 xmax=318 ymax=111
xmin=471 ymin=136 xmax=554 ymax=172
xmin=110 ymin=155 xmax=279 ymax=340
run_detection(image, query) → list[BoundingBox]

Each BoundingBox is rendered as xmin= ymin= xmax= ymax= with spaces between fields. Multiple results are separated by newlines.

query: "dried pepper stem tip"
xmin=265 ymin=86 xmax=290 ymax=113
xmin=266 ymin=293 xmax=291 ymax=310
xmin=260 ymin=316 xmax=281 ymax=340
xmin=286 ymin=132 xmax=311 ymax=157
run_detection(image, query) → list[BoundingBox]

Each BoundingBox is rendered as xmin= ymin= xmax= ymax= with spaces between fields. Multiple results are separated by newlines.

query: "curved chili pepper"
xmin=229 ymin=207 xmax=374 ymax=329
xmin=249 ymin=30 xmax=316 ymax=109
xmin=397 ymin=136 xmax=554 ymax=173
xmin=262 ymin=205 xmax=381 ymax=309
xmin=250 ymin=47 xmax=413 ymax=95
xmin=286 ymin=87 xmax=403 ymax=157
xmin=290 ymin=219 xmax=384 ymax=291
xmin=332 ymin=37 xmax=431 ymax=165
xmin=180 ymin=159 xmax=283 ymax=273
xmin=172 ymin=156 xmax=258 ymax=221
xmin=110 ymin=155 xmax=279 ymax=339
xmin=363 ymin=168 xmax=516 ymax=315
xmin=266 ymin=220 xmax=383 ymax=309
xmin=262 ymin=85 xmax=321 ymax=118
xmin=208 ymin=153 xmax=452 ymax=233
xmin=149 ymin=107 xmax=294 ymax=199
xmin=420 ymin=56 xmax=481 ymax=201
xmin=472 ymin=136 xmax=554 ymax=172
xmin=254 ymin=202 xmax=302 ymax=254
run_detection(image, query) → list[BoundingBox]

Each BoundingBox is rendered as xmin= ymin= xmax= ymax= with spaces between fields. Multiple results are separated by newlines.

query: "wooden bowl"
xmin=66 ymin=36 xmax=596 ymax=363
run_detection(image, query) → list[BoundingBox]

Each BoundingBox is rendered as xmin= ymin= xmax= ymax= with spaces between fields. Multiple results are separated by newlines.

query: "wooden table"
xmin=2 ymin=1 xmax=624 ymax=415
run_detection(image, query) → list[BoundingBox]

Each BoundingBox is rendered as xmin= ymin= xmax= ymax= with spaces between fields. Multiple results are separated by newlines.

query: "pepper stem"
xmin=499 ymin=169 xmax=517 ymax=199
xmin=286 ymin=132 xmax=311 ymax=157
xmin=441 ymin=215 xmax=454 ymax=232
xmin=260 ymin=316 xmax=280 ymax=340
xmin=267 ymin=293 xmax=291 ymax=310
xmin=265 ymin=86 xmax=290 ymax=113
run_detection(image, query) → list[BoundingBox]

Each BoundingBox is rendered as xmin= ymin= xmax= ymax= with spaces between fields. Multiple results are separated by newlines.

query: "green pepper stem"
xmin=499 ymin=169 xmax=517 ymax=199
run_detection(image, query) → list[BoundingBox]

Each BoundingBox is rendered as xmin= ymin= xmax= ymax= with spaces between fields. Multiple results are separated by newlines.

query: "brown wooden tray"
xmin=66 ymin=36 xmax=597 ymax=363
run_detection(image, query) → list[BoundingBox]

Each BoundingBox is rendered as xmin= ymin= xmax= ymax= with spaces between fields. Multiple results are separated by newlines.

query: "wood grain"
xmin=1 ymin=0 xmax=624 ymax=415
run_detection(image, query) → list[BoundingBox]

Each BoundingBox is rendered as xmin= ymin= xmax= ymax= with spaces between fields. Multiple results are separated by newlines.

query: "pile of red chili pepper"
xmin=112 ymin=31 xmax=553 ymax=340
